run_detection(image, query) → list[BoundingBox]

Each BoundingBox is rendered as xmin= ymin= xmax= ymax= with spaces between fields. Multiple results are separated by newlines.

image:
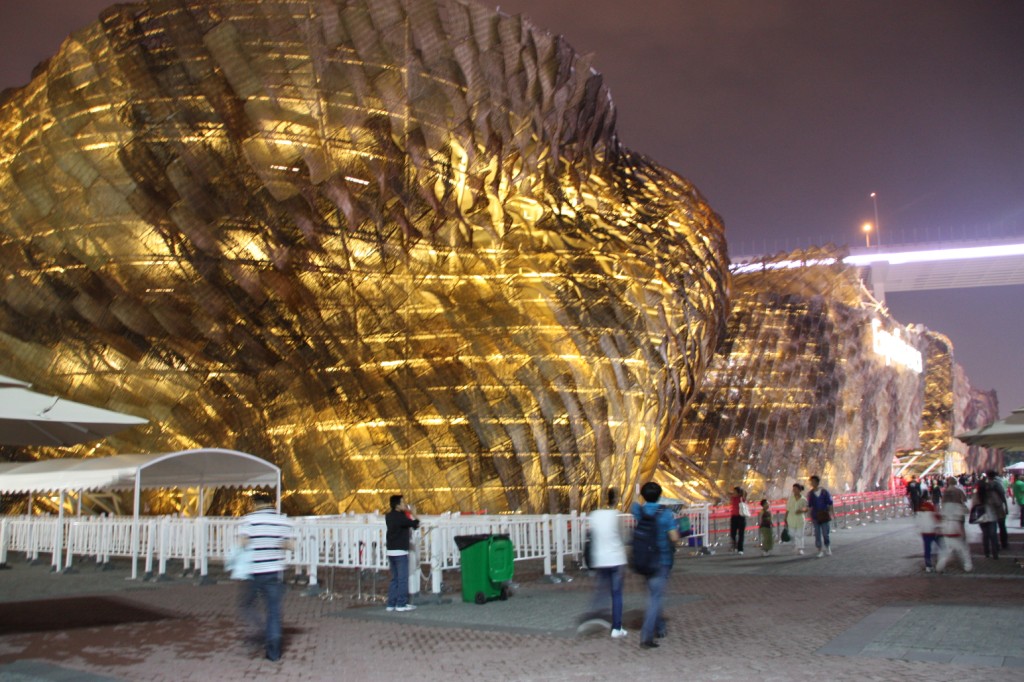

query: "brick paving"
xmin=0 ymin=510 xmax=1021 ymax=681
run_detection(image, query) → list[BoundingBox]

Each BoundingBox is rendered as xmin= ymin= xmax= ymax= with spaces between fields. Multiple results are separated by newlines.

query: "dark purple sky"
xmin=1 ymin=0 xmax=1022 ymax=415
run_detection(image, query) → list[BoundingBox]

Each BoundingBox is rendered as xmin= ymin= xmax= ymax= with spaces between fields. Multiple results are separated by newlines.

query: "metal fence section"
xmin=0 ymin=493 xmax=906 ymax=593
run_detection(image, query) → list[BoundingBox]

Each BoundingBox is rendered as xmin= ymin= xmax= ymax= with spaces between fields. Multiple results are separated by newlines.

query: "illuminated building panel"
xmin=0 ymin=0 xmax=728 ymax=514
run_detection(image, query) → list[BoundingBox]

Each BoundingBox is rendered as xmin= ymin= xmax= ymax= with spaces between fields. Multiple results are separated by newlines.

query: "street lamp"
xmin=862 ymin=222 xmax=873 ymax=248
xmin=869 ymin=192 xmax=880 ymax=246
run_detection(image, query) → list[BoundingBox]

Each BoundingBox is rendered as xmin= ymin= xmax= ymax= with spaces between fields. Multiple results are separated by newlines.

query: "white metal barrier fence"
xmin=0 ymin=505 xmax=712 ymax=596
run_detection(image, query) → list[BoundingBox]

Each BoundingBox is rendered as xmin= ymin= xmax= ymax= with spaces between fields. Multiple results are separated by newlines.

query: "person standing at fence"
xmin=238 ymin=491 xmax=295 ymax=662
xmin=632 ymin=481 xmax=681 ymax=649
xmin=758 ymin=499 xmax=774 ymax=556
xmin=807 ymin=476 xmax=833 ymax=558
xmin=785 ymin=483 xmax=808 ymax=554
xmin=586 ymin=487 xmax=628 ymax=638
xmin=728 ymin=486 xmax=748 ymax=555
xmin=385 ymin=494 xmax=420 ymax=612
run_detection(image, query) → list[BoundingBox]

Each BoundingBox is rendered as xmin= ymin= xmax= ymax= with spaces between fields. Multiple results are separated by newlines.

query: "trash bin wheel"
xmin=474 ymin=591 xmax=487 ymax=605
xmin=499 ymin=586 xmax=509 ymax=601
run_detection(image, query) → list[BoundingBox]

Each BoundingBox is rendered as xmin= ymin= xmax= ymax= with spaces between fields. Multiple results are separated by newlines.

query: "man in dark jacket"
xmin=385 ymin=494 xmax=420 ymax=611
xmin=807 ymin=475 xmax=834 ymax=558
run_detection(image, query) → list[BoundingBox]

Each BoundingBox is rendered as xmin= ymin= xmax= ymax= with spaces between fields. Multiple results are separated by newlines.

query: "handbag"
xmin=738 ymin=501 xmax=751 ymax=516
xmin=584 ymin=531 xmax=594 ymax=568
xmin=780 ymin=525 xmax=791 ymax=543
xmin=815 ymin=509 xmax=832 ymax=524
xmin=968 ymin=504 xmax=987 ymax=524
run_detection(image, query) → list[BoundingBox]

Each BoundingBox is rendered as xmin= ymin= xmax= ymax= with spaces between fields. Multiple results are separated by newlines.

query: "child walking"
xmin=759 ymin=499 xmax=774 ymax=556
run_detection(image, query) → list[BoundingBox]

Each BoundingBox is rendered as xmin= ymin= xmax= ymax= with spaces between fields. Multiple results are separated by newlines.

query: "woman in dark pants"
xmin=973 ymin=479 xmax=1000 ymax=560
xmin=728 ymin=487 xmax=748 ymax=554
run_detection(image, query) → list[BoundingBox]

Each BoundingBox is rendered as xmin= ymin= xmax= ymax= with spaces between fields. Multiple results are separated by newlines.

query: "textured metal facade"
xmin=657 ymin=249 xmax=927 ymax=503
xmin=0 ymin=0 xmax=729 ymax=514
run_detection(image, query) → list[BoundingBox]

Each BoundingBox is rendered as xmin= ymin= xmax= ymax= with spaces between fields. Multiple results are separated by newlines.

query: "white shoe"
xmin=825 ymin=547 xmax=832 ymax=556
xmin=395 ymin=604 xmax=417 ymax=612
xmin=798 ymin=549 xmax=804 ymax=555
xmin=610 ymin=628 xmax=628 ymax=638
xmin=386 ymin=606 xmax=396 ymax=612
xmin=737 ymin=551 xmax=743 ymax=555
xmin=817 ymin=551 xmax=824 ymax=558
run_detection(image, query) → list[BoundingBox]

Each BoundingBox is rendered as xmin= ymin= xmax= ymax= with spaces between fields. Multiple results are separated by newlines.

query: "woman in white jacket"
xmin=587 ymin=488 xmax=629 ymax=638
xmin=785 ymin=483 xmax=808 ymax=554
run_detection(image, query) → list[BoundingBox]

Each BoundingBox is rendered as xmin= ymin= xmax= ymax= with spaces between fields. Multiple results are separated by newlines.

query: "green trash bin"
xmin=454 ymin=534 xmax=514 ymax=604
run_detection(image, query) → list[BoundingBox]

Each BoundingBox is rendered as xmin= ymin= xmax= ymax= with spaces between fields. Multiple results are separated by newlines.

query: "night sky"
xmin=1 ymin=0 xmax=1022 ymax=415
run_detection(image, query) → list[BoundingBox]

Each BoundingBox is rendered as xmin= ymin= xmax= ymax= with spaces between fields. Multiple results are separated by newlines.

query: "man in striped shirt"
xmin=238 ymin=491 xmax=295 ymax=662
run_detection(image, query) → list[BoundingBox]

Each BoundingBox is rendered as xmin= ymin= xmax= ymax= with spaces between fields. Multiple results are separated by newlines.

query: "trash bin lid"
xmin=453 ymin=533 xmax=511 ymax=550
xmin=454 ymin=534 xmax=490 ymax=550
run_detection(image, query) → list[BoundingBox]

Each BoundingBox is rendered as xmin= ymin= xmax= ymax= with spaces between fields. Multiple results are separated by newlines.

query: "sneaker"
xmin=640 ymin=640 xmax=659 ymax=649
xmin=386 ymin=606 xmax=396 ymax=612
xmin=817 ymin=551 xmax=824 ymax=558
xmin=924 ymin=566 xmax=933 ymax=573
xmin=798 ymin=549 xmax=804 ymax=555
xmin=737 ymin=551 xmax=743 ymax=555
xmin=395 ymin=604 xmax=417 ymax=612
xmin=825 ymin=547 xmax=832 ymax=556
xmin=610 ymin=628 xmax=628 ymax=639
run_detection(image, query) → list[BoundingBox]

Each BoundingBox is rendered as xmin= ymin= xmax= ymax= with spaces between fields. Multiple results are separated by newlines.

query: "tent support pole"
xmin=131 ymin=470 xmax=141 ymax=580
xmin=54 ymin=489 xmax=64 ymax=573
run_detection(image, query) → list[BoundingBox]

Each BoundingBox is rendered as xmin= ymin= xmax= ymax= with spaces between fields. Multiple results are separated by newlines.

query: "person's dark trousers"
xmin=641 ymin=564 xmax=670 ymax=644
xmin=387 ymin=554 xmax=411 ymax=608
xmin=979 ymin=521 xmax=999 ymax=559
xmin=921 ymin=534 xmax=939 ymax=568
xmin=996 ymin=517 xmax=1008 ymax=549
xmin=729 ymin=515 xmax=746 ymax=552
xmin=241 ymin=571 xmax=286 ymax=661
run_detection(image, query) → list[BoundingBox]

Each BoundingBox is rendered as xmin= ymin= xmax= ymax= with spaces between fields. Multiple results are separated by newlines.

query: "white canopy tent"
xmin=0 ymin=449 xmax=281 ymax=577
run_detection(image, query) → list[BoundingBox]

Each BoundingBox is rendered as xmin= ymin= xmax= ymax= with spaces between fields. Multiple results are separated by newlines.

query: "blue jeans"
xmin=921 ymin=534 xmax=939 ymax=568
xmin=387 ymin=554 xmax=410 ymax=607
xmin=813 ymin=520 xmax=831 ymax=549
xmin=241 ymin=571 xmax=285 ymax=660
xmin=588 ymin=566 xmax=625 ymax=630
xmin=641 ymin=564 xmax=670 ymax=643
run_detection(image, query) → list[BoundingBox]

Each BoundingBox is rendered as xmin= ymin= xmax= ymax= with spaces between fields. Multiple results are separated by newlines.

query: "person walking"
xmin=807 ymin=475 xmax=833 ymax=557
xmin=758 ymin=499 xmax=774 ymax=556
xmin=915 ymin=497 xmax=940 ymax=572
xmin=985 ymin=470 xmax=1009 ymax=550
xmin=971 ymin=479 xmax=1001 ymax=560
xmin=936 ymin=489 xmax=972 ymax=573
xmin=906 ymin=475 xmax=923 ymax=511
xmin=385 ymin=494 xmax=420 ymax=611
xmin=586 ymin=488 xmax=628 ymax=638
xmin=238 ymin=491 xmax=295 ymax=662
xmin=785 ymin=483 xmax=808 ymax=554
xmin=631 ymin=481 xmax=680 ymax=650
xmin=1012 ymin=475 xmax=1024 ymax=528
xmin=728 ymin=486 xmax=748 ymax=555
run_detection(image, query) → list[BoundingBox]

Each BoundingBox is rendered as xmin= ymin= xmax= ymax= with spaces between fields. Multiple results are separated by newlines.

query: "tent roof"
xmin=0 ymin=449 xmax=279 ymax=494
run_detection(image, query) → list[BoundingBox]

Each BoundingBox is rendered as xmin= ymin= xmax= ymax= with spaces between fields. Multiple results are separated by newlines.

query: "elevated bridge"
xmin=732 ymin=237 xmax=1024 ymax=303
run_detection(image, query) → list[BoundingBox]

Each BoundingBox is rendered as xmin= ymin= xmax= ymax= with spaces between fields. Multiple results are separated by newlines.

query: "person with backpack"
xmin=630 ymin=481 xmax=680 ymax=650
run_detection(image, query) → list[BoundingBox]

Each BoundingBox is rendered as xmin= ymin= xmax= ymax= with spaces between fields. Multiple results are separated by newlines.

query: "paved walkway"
xmin=1 ymin=509 xmax=1022 ymax=681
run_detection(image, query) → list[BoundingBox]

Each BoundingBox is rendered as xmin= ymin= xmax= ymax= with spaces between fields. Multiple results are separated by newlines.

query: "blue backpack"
xmin=630 ymin=505 xmax=663 ymax=575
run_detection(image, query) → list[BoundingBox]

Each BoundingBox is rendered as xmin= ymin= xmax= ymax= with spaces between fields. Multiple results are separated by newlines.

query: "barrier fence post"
xmin=542 ymin=515 xmax=552 ymax=576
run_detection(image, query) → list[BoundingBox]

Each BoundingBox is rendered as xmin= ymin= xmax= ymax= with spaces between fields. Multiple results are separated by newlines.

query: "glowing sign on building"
xmin=871 ymin=319 xmax=923 ymax=374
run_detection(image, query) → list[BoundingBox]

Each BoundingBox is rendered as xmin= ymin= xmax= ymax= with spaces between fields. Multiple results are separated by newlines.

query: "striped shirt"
xmin=238 ymin=507 xmax=295 ymax=575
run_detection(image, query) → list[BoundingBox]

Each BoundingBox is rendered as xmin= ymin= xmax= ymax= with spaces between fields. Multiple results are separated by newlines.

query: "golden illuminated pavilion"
xmin=657 ymin=248 xmax=927 ymax=503
xmin=0 ymin=0 xmax=729 ymax=513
